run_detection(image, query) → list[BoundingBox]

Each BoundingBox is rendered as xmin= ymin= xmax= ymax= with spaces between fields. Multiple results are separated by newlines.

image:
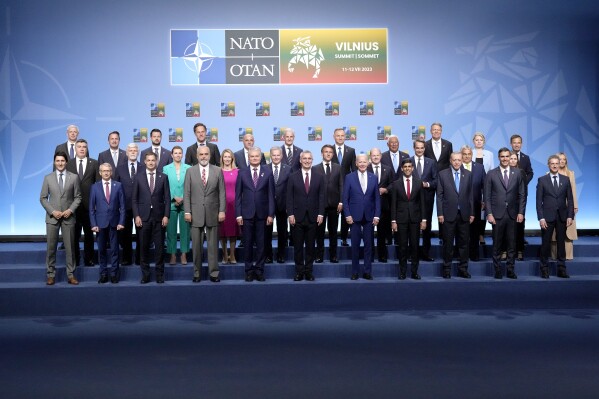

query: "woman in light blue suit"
xmin=163 ymin=146 xmax=191 ymax=264
xmin=473 ymin=132 xmax=494 ymax=173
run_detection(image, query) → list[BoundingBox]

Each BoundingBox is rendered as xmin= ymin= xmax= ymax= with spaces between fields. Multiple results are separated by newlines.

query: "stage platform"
xmin=1 ymin=238 xmax=598 ymax=317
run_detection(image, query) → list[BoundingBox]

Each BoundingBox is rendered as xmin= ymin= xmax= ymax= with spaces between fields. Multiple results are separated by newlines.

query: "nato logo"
xmin=171 ymin=29 xmax=226 ymax=85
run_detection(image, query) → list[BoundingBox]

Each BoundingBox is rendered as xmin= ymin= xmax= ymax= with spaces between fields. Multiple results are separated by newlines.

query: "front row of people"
xmin=41 ymin=146 xmax=574 ymax=285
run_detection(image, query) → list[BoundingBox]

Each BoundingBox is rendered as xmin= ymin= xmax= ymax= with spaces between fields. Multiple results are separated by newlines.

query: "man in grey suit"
xmin=40 ymin=152 xmax=82 ymax=285
xmin=184 ymin=145 xmax=226 ymax=283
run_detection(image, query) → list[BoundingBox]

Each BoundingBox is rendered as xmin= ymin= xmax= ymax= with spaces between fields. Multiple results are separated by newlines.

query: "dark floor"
xmin=2 ymin=310 xmax=599 ymax=399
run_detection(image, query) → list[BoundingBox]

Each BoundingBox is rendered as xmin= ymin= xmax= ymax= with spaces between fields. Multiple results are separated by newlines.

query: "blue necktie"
xmin=454 ymin=171 xmax=460 ymax=192
xmin=337 ymin=147 xmax=343 ymax=164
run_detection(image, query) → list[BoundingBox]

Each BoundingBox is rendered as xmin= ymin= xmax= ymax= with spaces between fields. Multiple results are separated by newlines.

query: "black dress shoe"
xmin=442 ymin=272 xmax=451 ymax=279
xmin=140 ymin=276 xmax=151 ymax=284
xmin=398 ymin=273 xmax=406 ymax=280
xmin=362 ymin=273 xmax=373 ymax=280
xmin=350 ymin=274 xmax=359 ymax=280
xmin=341 ymin=240 xmax=349 ymax=247
xmin=192 ymin=277 xmax=202 ymax=283
xmin=411 ymin=273 xmax=421 ymax=280
xmin=305 ymin=273 xmax=315 ymax=281
xmin=506 ymin=271 xmax=518 ymax=279
xmin=276 ymin=257 xmax=285 ymax=264
xmin=210 ymin=276 xmax=221 ymax=283
xmin=420 ymin=255 xmax=434 ymax=262
xmin=378 ymin=258 xmax=388 ymax=263
xmin=557 ymin=271 xmax=570 ymax=278
xmin=265 ymin=257 xmax=273 ymax=264
xmin=330 ymin=257 xmax=339 ymax=263
xmin=541 ymin=271 xmax=550 ymax=279
xmin=294 ymin=273 xmax=304 ymax=281
xmin=315 ymin=258 xmax=323 ymax=263
xmin=110 ymin=276 xmax=119 ymax=284
xmin=494 ymin=270 xmax=503 ymax=279
xmin=255 ymin=274 xmax=266 ymax=282
xmin=156 ymin=276 xmax=165 ymax=284
xmin=245 ymin=274 xmax=254 ymax=282
xmin=121 ymin=261 xmax=132 ymax=266
xmin=98 ymin=275 xmax=109 ymax=284
xmin=458 ymin=271 xmax=471 ymax=279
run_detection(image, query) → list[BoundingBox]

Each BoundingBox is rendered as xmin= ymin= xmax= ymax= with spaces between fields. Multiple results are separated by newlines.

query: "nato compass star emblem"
xmin=181 ymin=40 xmax=217 ymax=79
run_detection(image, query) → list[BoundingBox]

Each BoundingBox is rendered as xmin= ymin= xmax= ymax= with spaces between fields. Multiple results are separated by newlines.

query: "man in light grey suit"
xmin=184 ymin=146 xmax=226 ymax=282
xmin=40 ymin=152 xmax=82 ymax=285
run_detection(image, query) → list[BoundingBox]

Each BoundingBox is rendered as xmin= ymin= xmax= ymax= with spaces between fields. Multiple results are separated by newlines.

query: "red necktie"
xmin=253 ymin=168 xmax=258 ymax=187
xmin=105 ymin=182 xmax=110 ymax=203
xmin=202 ymin=167 xmax=207 ymax=187
xmin=406 ymin=178 xmax=411 ymax=200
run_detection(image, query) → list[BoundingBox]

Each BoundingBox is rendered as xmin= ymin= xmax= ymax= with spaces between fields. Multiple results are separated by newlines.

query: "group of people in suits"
xmin=41 ymin=122 xmax=576 ymax=285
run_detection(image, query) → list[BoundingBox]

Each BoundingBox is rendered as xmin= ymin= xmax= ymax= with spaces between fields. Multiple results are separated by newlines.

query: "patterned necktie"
xmin=553 ymin=175 xmax=558 ymax=191
xmin=253 ymin=168 xmax=258 ymax=187
xmin=69 ymin=144 xmax=74 ymax=159
xmin=154 ymin=148 xmax=159 ymax=162
xmin=454 ymin=171 xmax=460 ymax=192
xmin=406 ymin=178 xmax=411 ymax=200
xmin=149 ymin=173 xmax=155 ymax=193
xmin=274 ymin=165 xmax=279 ymax=184
xmin=130 ymin=162 xmax=136 ymax=178
xmin=503 ymin=169 xmax=509 ymax=187
xmin=304 ymin=172 xmax=310 ymax=193
xmin=287 ymin=148 xmax=292 ymax=165
xmin=417 ymin=157 xmax=423 ymax=177
xmin=105 ymin=182 xmax=110 ymax=203
xmin=202 ymin=167 xmax=207 ymax=187
xmin=325 ymin=163 xmax=330 ymax=176
xmin=375 ymin=165 xmax=379 ymax=183
xmin=59 ymin=173 xmax=64 ymax=193
xmin=78 ymin=159 xmax=84 ymax=180
xmin=338 ymin=147 xmax=343 ymax=164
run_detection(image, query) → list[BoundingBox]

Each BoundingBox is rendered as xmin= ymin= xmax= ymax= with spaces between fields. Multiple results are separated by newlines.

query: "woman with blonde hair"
xmin=219 ymin=149 xmax=240 ymax=263
xmin=473 ymin=132 xmax=494 ymax=245
xmin=552 ymin=152 xmax=578 ymax=259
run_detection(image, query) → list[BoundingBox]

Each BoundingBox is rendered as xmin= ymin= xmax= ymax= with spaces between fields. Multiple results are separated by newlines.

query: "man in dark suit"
xmin=140 ymin=128 xmax=172 ymax=172
xmin=280 ymin=128 xmax=303 ymax=173
xmin=235 ymin=146 xmax=275 ymax=281
xmin=234 ymin=133 xmax=266 ymax=170
xmin=66 ymin=139 xmax=100 ymax=266
xmin=391 ymin=158 xmax=427 ymax=279
xmin=424 ymin=122 xmax=453 ymax=172
xmin=132 ymin=151 xmax=171 ymax=284
xmin=411 ymin=139 xmax=438 ymax=261
xmin=511 ymin=134 xmax=534 ymax=259
xmin=461 ymin=145 xmax=487 ymax=261
xmin=331 ymin=127 xmax=356 ymax=247
xmin=484 ymin=147 xmax=526 ymax=279
xmin=381 ymin=135 xmax=410 ymax=182
xmin=287 ymin=150 xmax=325 ymax=281
xmin=343 ymin=154 xmax=381 ymax=280
xmin=536 ymin=155 xmax=574 ymax=279
xmin=97 ymin=131 xmax=127 ymax=178
xmin=313 ymin=144 xmax=343 ymax=263
xmin=115 ymin=143 xmax=144 ymax=265
xmin=54 ymin=124 xmax=80 ymax=162
xmin=40 ymin=152 xmax=82 ymax=285
xmin=368 ymin=148 xmax=393 ymax=262
xmin=184 ymin=122 xmax=221 ymax=167
xmin=90 ymin=163 xmax=126 ymax=284
xmin=265 ymin=146 xmax=291 ymax=264
xmin=436 ymin=152 xmax=474 ymax=278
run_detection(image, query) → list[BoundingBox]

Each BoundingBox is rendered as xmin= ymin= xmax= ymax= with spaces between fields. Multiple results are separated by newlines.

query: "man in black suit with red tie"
xmin=115 ymin=143 xmax=144 ymax=265
xmin=66 ymin=139 xmax=100 ymax=266
xmin=265 ymin=146 xmax=291 ymax=264
xmin=287 ymin=150 xmax=326 ymax=281
xmin=331 ymin=128 xmax=356 ymax=247
xmin=391 ymin=159 xmax=427 ymax=279
xmin=484 ymin=147 xmax=526 ymax=279
xmin=313 ymin=145 xmax=343 ymax=263
xmin=184 ymin=122 xmax=221 ymax=167
xmin=368 ymin=148 xmax=393 ymax=262
xmin=132 ymin=151 xmax=170 ymax=284
xmin=140 ymin=129 xmax=172 ymax=173
xmin=97 ymin=131 xmax=127 ymax=178
xmin=411 ymin=139 xmax=438 ymax=261
xmin=536 ymin=155 xmax=574 ymax=279
xmin=280 ymin=127 xmax=303 ymax=173
xmin=511 ymin=134 xmax=534 ymax=258
xmin=436 ymin=152 xmax=474 ymax=278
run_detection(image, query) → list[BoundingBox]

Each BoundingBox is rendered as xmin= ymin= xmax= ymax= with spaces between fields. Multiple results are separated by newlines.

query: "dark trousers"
xmin=350 ymin=218 xmax=374 ymax=275
xmin=420 ymin=192 xmax=435 ymax=256
xmin=265 ymin=209 xmax=287 ymax=260
xmin=293 ymin=216 xmax=317 ymax=274
xmin=397 ymin=221 xmax=420 ymax=275
xmin=74 ymin=207 xmax=95 ymax=264
xmin=469 ymin=204 xmax=483 ymax=259
xmin=242 ymin=217 xmax=266 ymax=276
xmin=491 ymin=217 xmax=516 ymax=272
xmin=376 ymin=209 xmax=390 ymax=260
xmin=139 ymin=218 xmax=165 ymax=279
xmin=97 ymin=226 xmax=119 ymax=277
xmin=516 ymin=218 xmax=526 ymax=253
xmin=540 ymin=219 xmax=567 ymax=273
xmin=442 ymin=214 xmax=469 ymax=273
xmin=340 ymin=215 xmax=349 ymax=242
xmin=119 ymin=209 xmax=140 ymax=263
xmin=316 ymin=207 xmax=338 ymax=259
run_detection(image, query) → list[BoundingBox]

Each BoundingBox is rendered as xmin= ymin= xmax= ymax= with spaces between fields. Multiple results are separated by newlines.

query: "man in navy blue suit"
xmin=132 ymin=151 xmax=170 ymax=284
xmin=436 ymin=152 xmax=474 ymax=278
xmin=280 ymin=128 xmax=303 ymax=173
xmin=287 ymin=150 xmax=325 ymax=281
xmin=115 ymin=143 xmax=144 ymax=265
xmin=235 ymin=147 xmax=275 ymax=281
xmin=140 ymin=129 xmax=172 ymax=173
xmin=90 ymin=163 xmax=126 ymax=283
xmin=265 ymin=146 xmax=291 ymax=264
xmin=411 ymin=139 xmax=438 ymax=261
xmin=343 ymin=154 xmax=381 ymax=280
xmin=511 ymin=134 xmax=534 ymax=258
xmin=485 ymin=147 xmax=526 ymax=278
xmin=461 ymin=145 xmax=486 ymax=262
xmin=97 ymin=131 xmax=127 ymax=178
xmin=536 ymin=155 xmax=574 ymax=279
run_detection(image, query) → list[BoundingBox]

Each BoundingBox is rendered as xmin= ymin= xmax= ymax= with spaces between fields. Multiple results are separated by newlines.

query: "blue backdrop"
xmin=1 ymin=0 xmax=598 ymax=235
